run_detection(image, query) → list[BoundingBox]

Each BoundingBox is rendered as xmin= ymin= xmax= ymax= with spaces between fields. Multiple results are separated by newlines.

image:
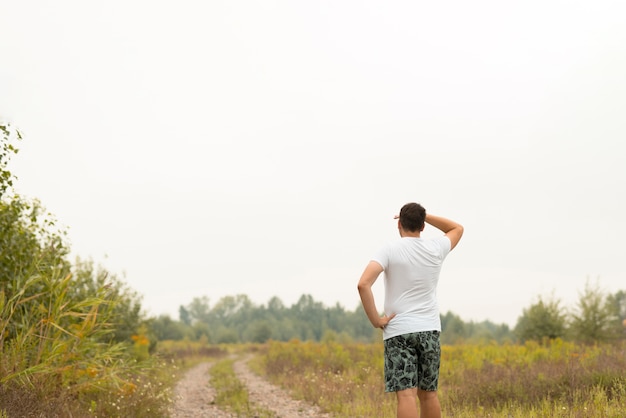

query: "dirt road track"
xmin=170 ymin=356 xmax=331 ymax=418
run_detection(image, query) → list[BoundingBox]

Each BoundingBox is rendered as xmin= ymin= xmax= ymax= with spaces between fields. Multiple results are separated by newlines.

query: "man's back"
xmin=373 ymin=235 xmax=451 ymax=338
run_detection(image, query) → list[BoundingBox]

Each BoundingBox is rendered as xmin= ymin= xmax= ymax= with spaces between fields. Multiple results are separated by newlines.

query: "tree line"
xmin=149 ymin=293 xmax=517 ymax=344
xmin=148 ymin=282 xmax=626 ymax=345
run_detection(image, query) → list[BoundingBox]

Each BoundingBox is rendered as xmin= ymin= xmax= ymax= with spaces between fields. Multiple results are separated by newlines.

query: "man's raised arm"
xmin=425 ymin=214 xmax=464 ymax=250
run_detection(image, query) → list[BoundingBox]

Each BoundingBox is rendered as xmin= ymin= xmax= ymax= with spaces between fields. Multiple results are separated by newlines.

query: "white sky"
xmin=1 ymin=1 xmax=625 ymax=328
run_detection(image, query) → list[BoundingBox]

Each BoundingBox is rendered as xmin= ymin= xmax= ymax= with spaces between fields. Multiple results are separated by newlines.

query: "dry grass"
xmin=253 ymin=339 xmax=626 ymax=418
xmin=0 ymin=270 xmax=175 ymax=417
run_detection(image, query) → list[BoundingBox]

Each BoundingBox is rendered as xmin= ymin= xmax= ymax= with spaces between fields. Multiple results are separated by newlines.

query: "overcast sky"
xmin=1 ymin=1 xmax=624 ymax=327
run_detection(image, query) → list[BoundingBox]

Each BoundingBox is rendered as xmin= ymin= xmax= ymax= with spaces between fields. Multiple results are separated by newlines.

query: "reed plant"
xmin=1 ymin=124 xmax=176 ymax=416
xmin=0 ymin=266 xmax=173 ymax=417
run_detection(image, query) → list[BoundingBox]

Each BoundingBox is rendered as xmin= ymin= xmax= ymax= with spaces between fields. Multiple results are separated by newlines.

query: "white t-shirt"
xmin=372 ymin=235 xmax=451 ymax=340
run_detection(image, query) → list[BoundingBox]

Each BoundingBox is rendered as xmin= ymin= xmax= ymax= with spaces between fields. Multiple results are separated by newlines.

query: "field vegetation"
xmin=1 ymin=125 xmax=177 ymax=417
xmin=252 ymin=339 xmax=626 ymax=417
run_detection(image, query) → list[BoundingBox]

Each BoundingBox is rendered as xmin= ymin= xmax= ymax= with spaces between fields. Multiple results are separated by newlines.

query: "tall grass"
xmin=0 ymin=268 xmax=173 ymax=417
xmin=442 ymin=340 xmax=626 ymax=410
xmin=253 ymin=339 xmax=626 ymax=418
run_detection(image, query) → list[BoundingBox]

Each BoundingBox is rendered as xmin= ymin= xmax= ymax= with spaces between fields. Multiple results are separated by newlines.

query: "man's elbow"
xmin=357 ymin=280 xmax=370 ymax=293
xmin=449 ymin=225 xmax=464 ymax=250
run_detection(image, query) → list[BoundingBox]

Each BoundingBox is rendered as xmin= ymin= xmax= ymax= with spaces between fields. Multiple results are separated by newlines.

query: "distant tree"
xmin=211 ymin=294 xmax=252 ymax=322
xmin=179 ymin=305 xmax=192 ymax=326
xmin=267 ymin=296 xmax=285 ymax=313
xmin=274 ymin=317 xmax=298 ymax=341
xmin=150 ymin=314 xmax=191 ymax=341
xmin=514 ymin=295 xmax=567 ymax=342
xmin=291 ymin=294 xmax=326 ymax=340
xmin=292 ymin=294 xmax=324 ymax=318
xmin=441 ymin=311 xmax=513 ymax=344
xmin=248 ymin=321 xmax=272 ymax=343
xmin=441 ymin=311 xmax=468 ymax=344
xmin=570 ymin=279 xmax=622 ymax=343
xmin=214 ymin=327 xmax=238 ymax=344
xmin=187 ymin=296 xmax=211 ymax=323
xmin=607 ymin=290 xmax=626 ymax=339
xmin=490 ymin=322 xmax=513 ymax=343
xmin=192 ymin=321 xmax=212 ymax=341
xmin=607 ymin=290 xmax=626 ymax=323
xmin=350 ymin=304 xmax=378 ymax=342
xmin=326 ymin=302 xmax=346 ymax=331
xmin=161 ymin=293 xmax=512 ymax=344
xmin=255 ymin=297 xmax=284 ymax=327
xmin=474 ymin=320 xmax=511 ymax=343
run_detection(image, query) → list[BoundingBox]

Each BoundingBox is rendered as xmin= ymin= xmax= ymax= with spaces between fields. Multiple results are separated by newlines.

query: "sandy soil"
xmin=169 ymin=355 xmax=331 ymax=418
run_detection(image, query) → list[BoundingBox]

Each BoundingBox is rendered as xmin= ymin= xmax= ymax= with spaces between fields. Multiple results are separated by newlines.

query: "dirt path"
xmin=170 ymin=356 xmax=332 ymax=418
xmin=233 ymin=355 xmax=332 ymax=418
xmin=170 ymin=361 xmax=231 ymax=418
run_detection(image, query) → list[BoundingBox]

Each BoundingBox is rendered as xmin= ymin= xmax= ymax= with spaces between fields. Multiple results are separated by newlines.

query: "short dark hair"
xmin=399 ymin=203 xmax=426 ymax=232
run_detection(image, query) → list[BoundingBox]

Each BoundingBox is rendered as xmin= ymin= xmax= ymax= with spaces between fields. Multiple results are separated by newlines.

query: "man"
xmin=357 ymin=203 xmax=463 ymax=418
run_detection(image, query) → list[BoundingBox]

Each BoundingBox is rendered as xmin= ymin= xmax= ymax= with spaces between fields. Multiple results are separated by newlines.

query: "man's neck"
xmin=400 ymin=229 xmax=421 ymax=238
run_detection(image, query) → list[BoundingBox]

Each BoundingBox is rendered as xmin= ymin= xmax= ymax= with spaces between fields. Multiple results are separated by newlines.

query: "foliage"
xmin=0 ymin=264 xmax=173 ymax=417
xmin=148 ymin=293 xmax=382 ymax=344
xmin=513 ymin=279 xmax=626 ymax=344
xmin=1 ymin=123 xmax=71 ymax=341
xmin=71 ymin=257 xmax=146 ymax=345
xmin=569 ymin=278 xmax=623 ymax=343
xmin=150 ymin=314 xmax=194 ymax=341
xmin=441 ymin=311 xmax=512 ymax=344
xmin=155 ymin=282 xmax=626 ymax=346
xmin=514 ymin=294 xmax=567 ymax=342
xmin=157 ymin=280 xmax=626 ymax=347
xmin=1 ymin=123 xmax=170 ymax=416
xmin=152 ymin=295 xmax=513 ymax=345
xmin=0 ymin=123 xmax=21 ymax=198
xmin=607 ymin=289 xmax=626 ymax=340
xmin=607 ymin=289 xmax=626 ymax=321
xmin=0 ymin=197 xmax=69 ymax=284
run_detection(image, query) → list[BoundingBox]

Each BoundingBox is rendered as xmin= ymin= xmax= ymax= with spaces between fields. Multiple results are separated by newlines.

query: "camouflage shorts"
xmin=383 ymin=331 xmax=441 ymax=392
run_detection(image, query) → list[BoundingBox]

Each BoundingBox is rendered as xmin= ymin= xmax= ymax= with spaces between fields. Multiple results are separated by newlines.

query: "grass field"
xmin=250 ymin=339 xmax=626 ymax=418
